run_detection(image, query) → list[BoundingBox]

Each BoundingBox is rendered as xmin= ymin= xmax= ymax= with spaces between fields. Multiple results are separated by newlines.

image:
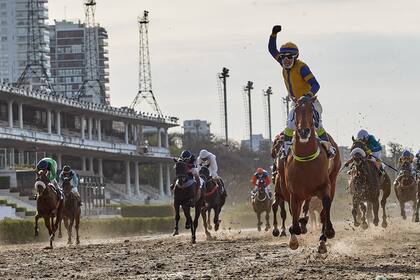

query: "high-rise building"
xmin=0 ymin=0 xmax=51 ymax=84
xmin=49 ymin=20 xmax=109 ymax=102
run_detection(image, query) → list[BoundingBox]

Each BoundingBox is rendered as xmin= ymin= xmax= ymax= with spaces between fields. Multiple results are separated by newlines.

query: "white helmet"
xmin=356 ymin=129 xmax=369 ymax=140
xmin=199 ymin=149 xmax=210 ymax=159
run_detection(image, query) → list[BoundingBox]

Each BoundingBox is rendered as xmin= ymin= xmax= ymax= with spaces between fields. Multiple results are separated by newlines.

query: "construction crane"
xmin=17 ymin=0 xmax=55 ymax=93
xmin=130 ymin=10 xmax=163 ymax=117
xmin=77 ymin=0 xmax=107 ymax=104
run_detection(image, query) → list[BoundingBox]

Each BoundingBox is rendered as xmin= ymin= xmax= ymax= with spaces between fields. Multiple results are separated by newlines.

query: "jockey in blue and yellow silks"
xmin=268 ymin=25 xmax=335 ymax=159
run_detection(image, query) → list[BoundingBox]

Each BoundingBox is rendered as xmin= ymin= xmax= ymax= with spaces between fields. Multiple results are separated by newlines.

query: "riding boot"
xmin=281 ymin=140 xmax=292 ymax=159
xmin=318 ymin=132 xmax=336 ymax=159
xmin=271 ymin=162 xmax=277 ymax=184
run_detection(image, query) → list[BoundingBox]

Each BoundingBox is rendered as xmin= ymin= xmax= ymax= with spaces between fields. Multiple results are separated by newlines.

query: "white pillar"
xmin=134 ymin=160 xmax=140 ymax=197
xmin=166 ymin=164 xmax=171 ymax=195
xmin=133 ymin=125 xmax=138 ymax=143
xmin=88 ymin=117 xmax=93 ymax=140
xmin=97 ymin=119 xmax=102 ymax=142
xmin=81 ymin=116 xmax=85 ymax=139
xmin=56 ymin=111 xmax=61 ymax=135
xmin=57 ymin=153 xmax=62 ymax=170
xmin=157 ymin=128 xmax=162 ymax=148
xmin=82 ymin=156 xmax=87 ymax=171
xmin=159 ymin=163 xmax=164 ymax=196
xmin=125 ymin=123 xmax=129 ymax=144
xmin=18 ymin=103 xmax=23 ymax=129
xmin=47 ymin=110 xmax=52 ymax=134
xmin=89 ymin=157 xmax=94 ymax=173
xmin=18 ymin=150 xmax=24 ymax=165
xmin=98 ymin=158 xmax=103 ymax=184
xmin=8 ymin=100 xmax=13 ymax=128
xmin=164 ymin=128 xmax=169 ymax=148
xmin=126 ymin=160 xmax=131 ymax=196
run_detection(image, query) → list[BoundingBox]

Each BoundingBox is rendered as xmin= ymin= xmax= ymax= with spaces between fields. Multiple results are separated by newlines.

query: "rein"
xmin=204 ymin=183 xmax=219 ymax=197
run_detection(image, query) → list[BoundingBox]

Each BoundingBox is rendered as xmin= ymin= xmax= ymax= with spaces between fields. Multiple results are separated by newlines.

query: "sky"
xmin=48 ymin=0 xmax=420 ymax=151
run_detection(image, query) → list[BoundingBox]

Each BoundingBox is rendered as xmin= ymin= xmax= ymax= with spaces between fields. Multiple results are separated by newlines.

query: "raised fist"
xmin=272 ymin=25 xmax=282 ymax=34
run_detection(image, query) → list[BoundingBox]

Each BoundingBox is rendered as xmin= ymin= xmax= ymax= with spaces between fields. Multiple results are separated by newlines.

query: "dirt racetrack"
xmin=0 ymin=218 xmax=418 ymax=280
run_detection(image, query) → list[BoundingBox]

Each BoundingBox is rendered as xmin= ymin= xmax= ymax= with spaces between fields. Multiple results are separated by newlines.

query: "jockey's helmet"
xmin=37 ymin=160 xmax=48 ymax=170
xmin=416 ymin=150 xmax=420 ymax=158
xmin=279 ymin=42 xmax=299 ymax=69
xmin=180 ymin=150 xmax=193 ymax=161
xmin=256 ymin=168 xmax=264 ymax=175
xmin=356 ymin=129 xmax=369 ymax=140
xmin=402 ymin=149 xmax=412 ymax=158
xmin=199 ymin=149 xmax=210 ymax=160
xmin=63 ymin=165 xmax=71 ymax=172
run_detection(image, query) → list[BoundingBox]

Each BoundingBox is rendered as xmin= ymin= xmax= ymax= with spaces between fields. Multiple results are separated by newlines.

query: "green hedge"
xmin=0 ymin=216 xmax=177 ymax=244
xmin=120 ymin=205 xmax=174 ymax=218
xmin=25 ymin=211 xmax=36 ymax=216
xmin=15 ymin=207 xmax=26 ymax=212
xmin=0 ymin=199 xmax=7 ymax=205
xmin=5 ymin=202 xmax=17 ymax=208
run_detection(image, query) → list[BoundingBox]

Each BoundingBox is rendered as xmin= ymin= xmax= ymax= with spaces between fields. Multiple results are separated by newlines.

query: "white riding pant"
xmin=286 ymin=99 xmax=323 ymax=132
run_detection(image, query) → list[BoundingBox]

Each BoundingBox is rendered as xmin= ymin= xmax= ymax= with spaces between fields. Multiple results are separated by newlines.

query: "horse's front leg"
xmin=272 ymin=198 xmax=279 ymax=236
xmin=214 ymin=205 xmax=221 ymax=231
xmin=207 ymin=209 xmax=212 ymax=230
xmin=44 ymin=217 xmax=54 ymax=249
xmin=318 ymin=191 xmax=335 ymax=254
xmin=372 ymin=197 xmax=380 ymax=226
xmin=201 ymin=205 xmax=211 ymax=238
xmin=265 ymin=208 xmax=270 ymax=232
xmin=412 ymin=199 xmax=418 ymax=222
xmin=182 ymin=205 xmax=194 ymax=243
xmin=193 ymin=203 xmax=201 ymax=241
xmin=381 ymin=194 xmax=388 ymax=228
xmin=288 ymin=194 xmax=302 ymax=250
xmin=351 ymin=195 xmax=360 ymax=227
xmin=58 ymin=219 xmax=62 ymax=238
xmin=256 ymin=210 xmax=262 ymax=232
xmin=173 ymin=203 xmax=180 ymax=236
xmin=75 ymin=211 xmax=81 ymax=245
xmin=360 ymin=202 xmax=368 ymax=229
xmin=279 ymin=199 xmax=287 ymax=237
xmin=400 ymin=200 xmax=406 ymax=220
xmin=299 ymin=198 xmax=311 ymax=234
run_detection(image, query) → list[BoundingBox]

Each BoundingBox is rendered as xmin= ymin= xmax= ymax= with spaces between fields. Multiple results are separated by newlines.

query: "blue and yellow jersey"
xmin=367 ymin=135 xmax=382 ymax=153
xmin=268 ymin=35 xmax=320 ymax=101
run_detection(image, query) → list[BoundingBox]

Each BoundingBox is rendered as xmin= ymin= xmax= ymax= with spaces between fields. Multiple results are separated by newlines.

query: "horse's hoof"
xmin=206 ymin=234 xmax=212 ymax=241
xmin=173 ymin=230 xmax=179 ymax=236
xmin=257 ymin=226 xmax=261 ymax=232
xmin=192 ymin=238 xmax=196 ymax=244
xmin=44 ymin=246 xmax=53 ymax=250
xmin=300 ymin=225 xmax=308 ymax=235
xmin=185 ymin=224 xmax=191 ymax=229
xmin=34 ymin=231 xmax=39 ymax=237
xmin=208 ymin=224 xmax=212 ymax=230
xmin=67 ymin=240 xmax=72 ymax=245
xmin=214 ymin=224 xmax=219 ymax=232
xmin=381 ymin=221 xmax=388 ymax=228
xmin=318 ymin=241 xmax=327 ymax=254
xmin=58 ymin=233 xmax=62 ymax=239
xmin=272 ymin=228 xmax=280 ymax=237
xmin=325 ymin=227 xmax=335 ymax=239
xmin=265 ymin=225 xmax=270 ymax=231
xmin=76 ymin=240 xmax=80 ymax=245
xmin=373 ymin=219 xmax=379 ymax=226
xmin=362 ymin=222 xmax=368 ymax=230
xmin=402 ymin=215 xmax=407 ymax=220
xmin=289 ymin=235 xmax=299 ymax=250
xmin=415 ymin=215 xmax=419 ymax=223
xmin=280 ymin=230 xmax=287 ymax=237
xmin=354 ymin=221 xmax=360 ymax=227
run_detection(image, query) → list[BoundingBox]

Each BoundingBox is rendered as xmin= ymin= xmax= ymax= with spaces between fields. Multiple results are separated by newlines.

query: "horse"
xmin=251 ymin=178 xmax=272 ymax=232
xmin=34 ymin=170 xmax=64 ymax=249
xmin=284 ymin=96 xmax=341 ymax=253
xmin=58 ymin=177 xmax=81 ymax=245
xmin=172 ymin=160 xmax=204 ymax=244
xmin=349 ymin=138 xmax=391 ymax=228
xmin=199 ymin=166 xmax=226 ymax=239
xmin=394 ymin=161 xmax=419 ymax=222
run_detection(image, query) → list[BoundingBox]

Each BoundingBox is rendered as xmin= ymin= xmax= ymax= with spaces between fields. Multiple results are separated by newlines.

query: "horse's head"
xmin=256 ymin=178 xmax=266 ymax=191
xmin=350 ymin=147 xmax=367 ymax=169
xmin=174 ymin=160 xmax=189 ymax=181
xmin=401 ymin=161 xmax=413 ymax=180
xmin=351 ymin=136 xmax=369 ymax=153
xmin=34 ymin=169 xmax=49 ymax=195
xmin=294 ymin=96 xmax=316 ymax=142
xmin=62 ymin=176 xmax=72 ymax=194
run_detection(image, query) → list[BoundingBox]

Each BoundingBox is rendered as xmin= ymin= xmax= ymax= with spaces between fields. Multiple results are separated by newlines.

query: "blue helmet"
xmin=402 ymin=149 xmax=412 ymax=158
xmin=180 ymin=150 xmax=193 ymax=161
xmin=37 ymin=160 xmax=48 ymax=170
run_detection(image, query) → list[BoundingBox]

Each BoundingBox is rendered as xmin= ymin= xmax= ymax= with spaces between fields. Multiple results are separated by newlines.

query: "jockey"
xmin=268 ymin=25 xmax=336 ymax=159
xmin=395 ymin=149 xmax=416 ymax=185
xmin=353 ymin=129 xmax=385 ymax=173
xmin=250 ymin=168 xmax=272 ymax=198
xmin=197 ymin=149 xmax=226 ymax=194
xmin=170 ymin=150 xmax=201 ymax=190
xmin=415 ymin=151 xmax=420 ymax=177
xmin=35 ymin=157 xmax=63 ymax=199
xmin=58 ymin=165 xmax=81 ymax=202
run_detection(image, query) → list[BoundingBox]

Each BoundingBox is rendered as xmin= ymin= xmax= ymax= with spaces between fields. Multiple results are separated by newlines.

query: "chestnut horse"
xmin=34 ymin=170 xmax=64 ymax=249
xmin=172 ymin=160 xmax=204 ymax=244
xmin=252 ymin=178 xmax=272 ymax=232
xmin=285 ymin=96 xmax=341 ymax=253
xmin=394 ymin=161 xmax=419 ymax=222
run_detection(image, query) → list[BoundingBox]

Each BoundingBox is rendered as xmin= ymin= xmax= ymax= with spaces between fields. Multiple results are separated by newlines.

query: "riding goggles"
xmin=279 ymin=53 xmax=297 ymax=60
